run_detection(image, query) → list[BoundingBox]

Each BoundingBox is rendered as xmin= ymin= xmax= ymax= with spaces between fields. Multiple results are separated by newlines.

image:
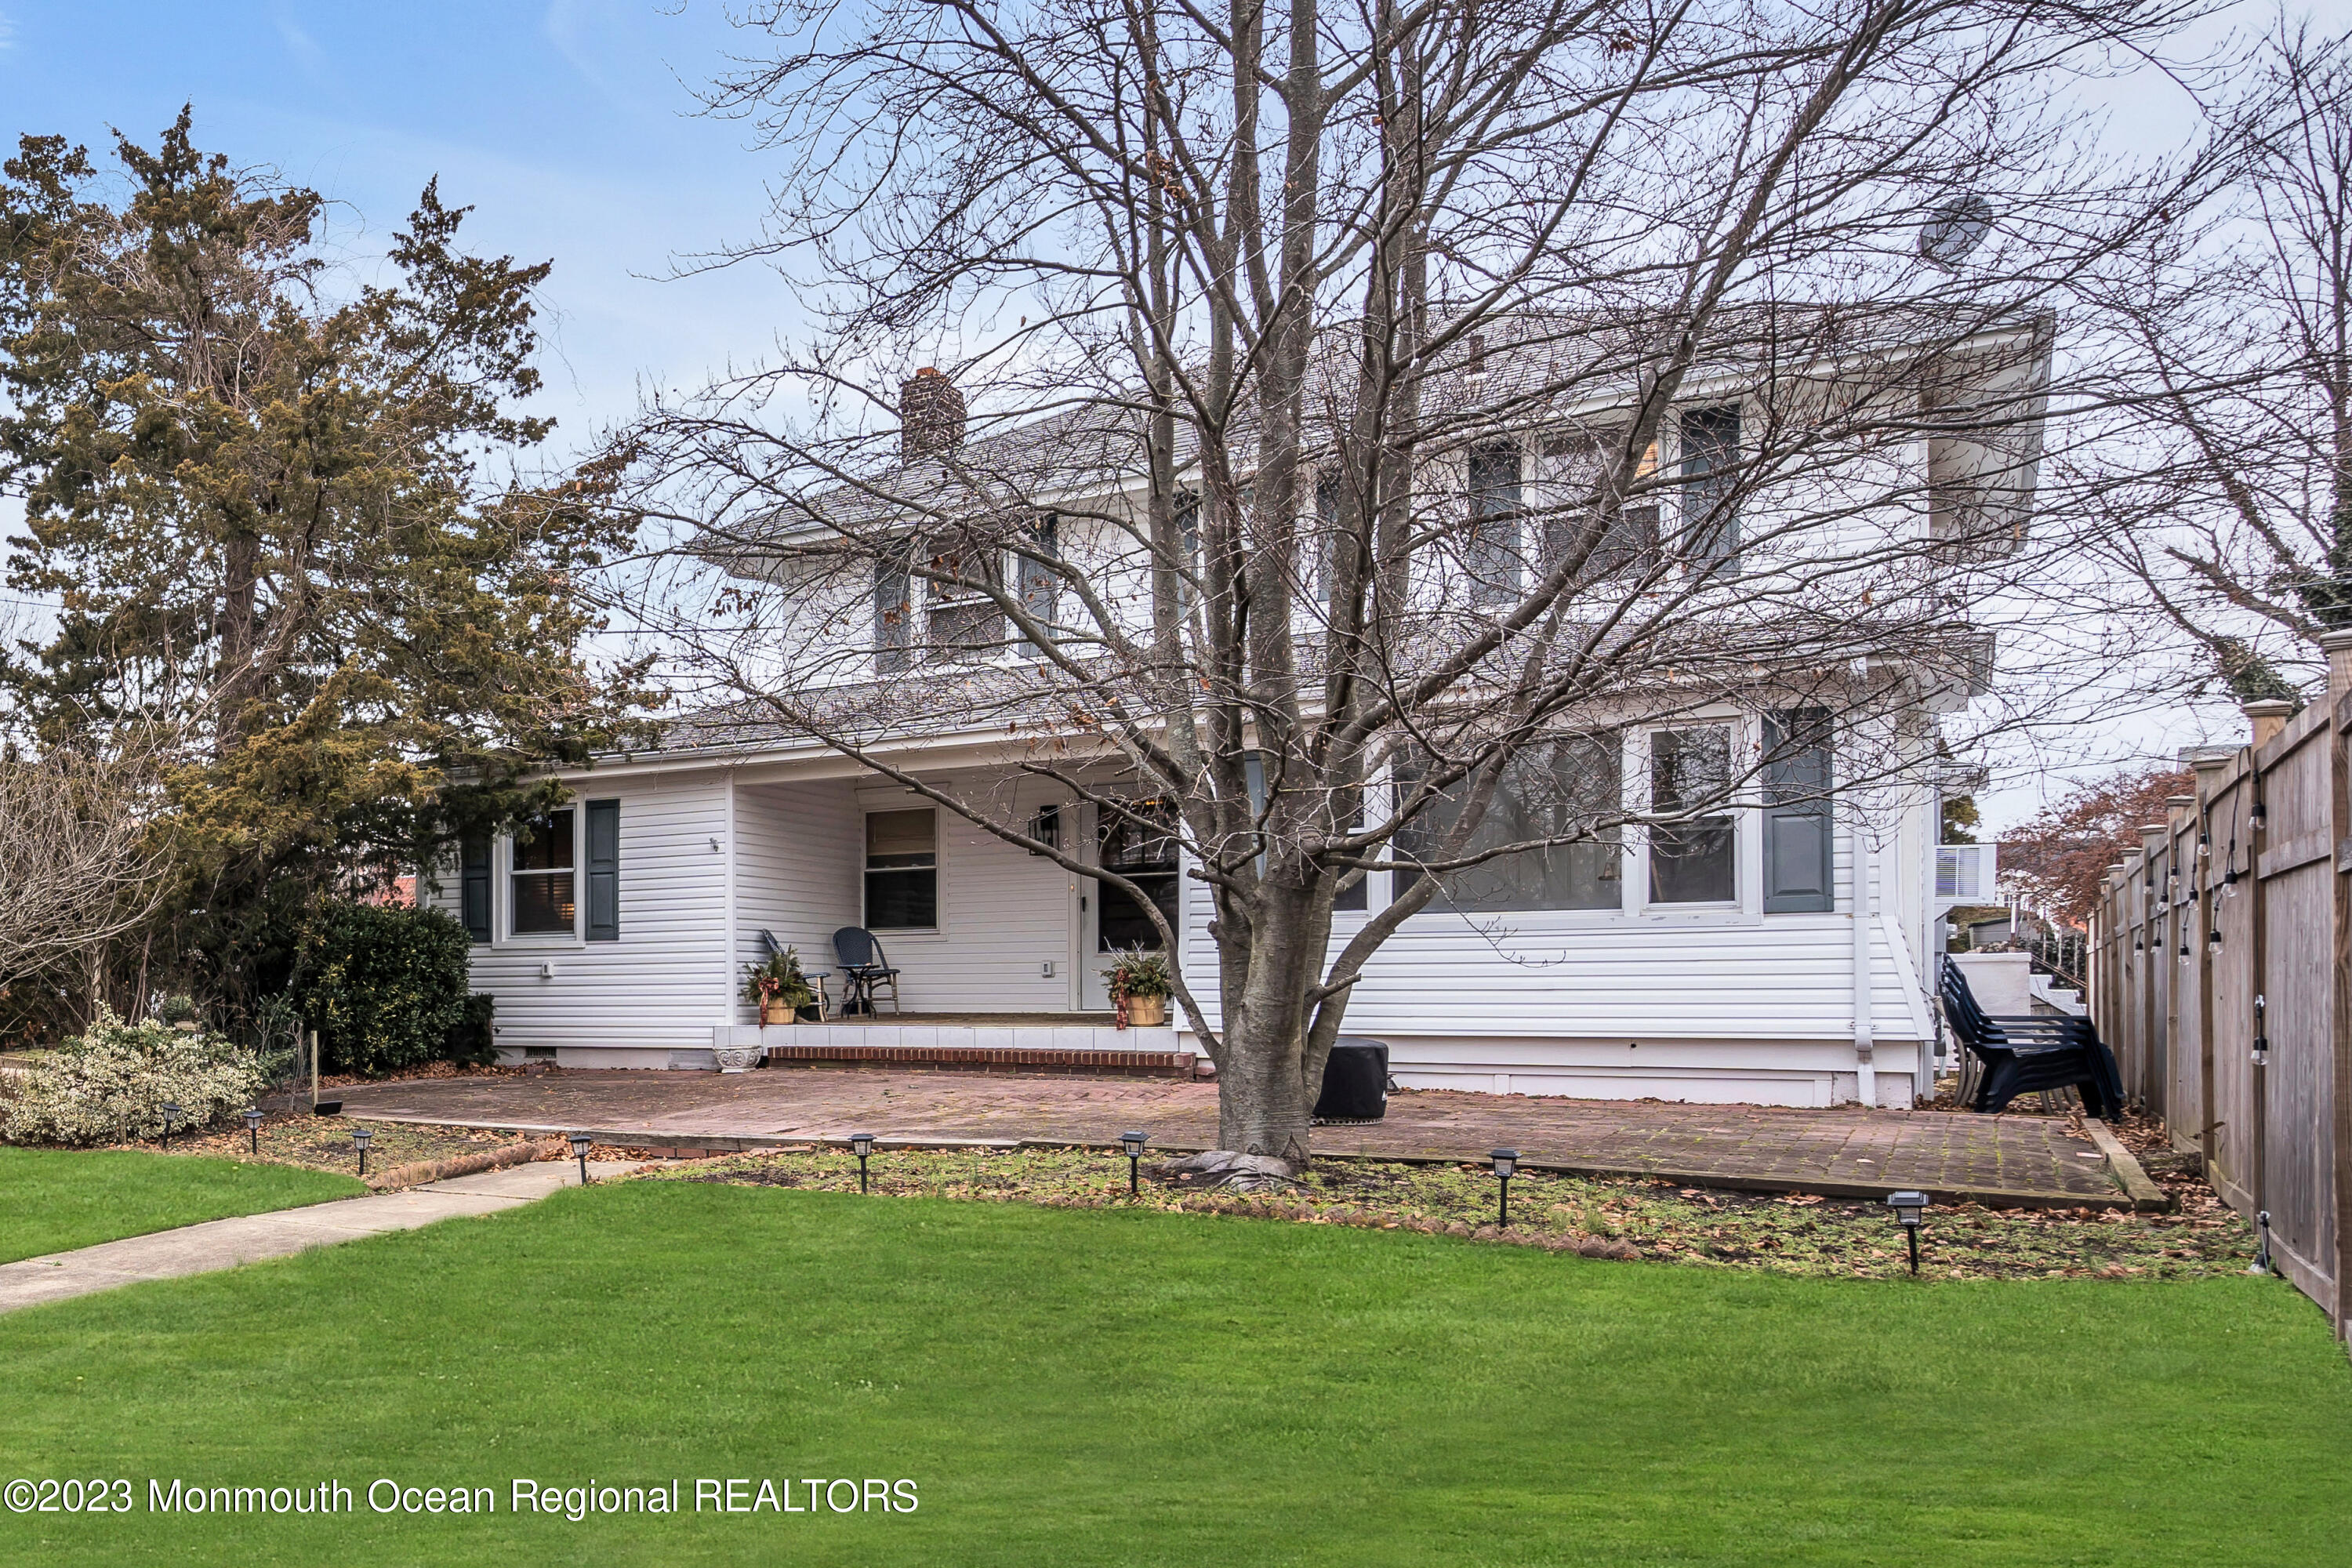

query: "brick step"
xmin=763 ymin=1043 xmax=1197 ymax=1078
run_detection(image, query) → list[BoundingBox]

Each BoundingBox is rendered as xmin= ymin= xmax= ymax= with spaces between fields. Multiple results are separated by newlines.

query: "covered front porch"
xmin=723 ymin=768 xmax=1188 ymax=1070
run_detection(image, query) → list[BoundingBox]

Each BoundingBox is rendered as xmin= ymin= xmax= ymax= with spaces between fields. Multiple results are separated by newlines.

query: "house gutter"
xmin=1852 ymin=815 xmax=1876 ymax=1108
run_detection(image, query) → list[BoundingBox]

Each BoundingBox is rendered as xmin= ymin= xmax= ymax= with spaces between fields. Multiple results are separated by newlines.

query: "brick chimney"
xmin=899 ymin=367 xmax=965 ymax=463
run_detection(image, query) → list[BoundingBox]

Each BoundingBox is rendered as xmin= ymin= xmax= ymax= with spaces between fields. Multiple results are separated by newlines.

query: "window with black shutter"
xmin=460 ymin=833 xmax=492 ymax=943
xmin=1761 ymin=709 xmax=1834 ymax=913
xmin=586 ymin=799 xmax=620 ymax=941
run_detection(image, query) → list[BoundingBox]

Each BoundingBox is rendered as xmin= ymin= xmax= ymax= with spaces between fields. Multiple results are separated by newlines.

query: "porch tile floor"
xmin=336 ymin=1071 xmax=2143 ymax=1209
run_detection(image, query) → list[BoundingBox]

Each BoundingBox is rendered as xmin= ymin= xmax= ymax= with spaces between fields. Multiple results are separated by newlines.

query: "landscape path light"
xmin=850 ymin=1132 xmax=876 ymax=1193
xmin=160 ymin=1102 xmax=183 ymax=1149
xmin=568 ymin=1133 xmax=593 ymax=1185
xmin=352 ymin=1124 xmax=374 ymax=1178
xmin=1886 ymin=1190 xmax=1929 ymax=1275
xmin=1119 ymin=1130 xmax=1149 ymax=1196
xmin=242 ymin=1107 xmax=263 ymax=1155
xmin=1490 ymin=1149 xmax=1519 ymax=1228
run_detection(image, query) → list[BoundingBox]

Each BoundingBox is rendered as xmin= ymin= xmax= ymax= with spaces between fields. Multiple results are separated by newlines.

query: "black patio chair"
xmin=832 ymin=927 xmax=902 ymax=1017
xmin=1938 ymin=956 xmax=2123 ymax=1119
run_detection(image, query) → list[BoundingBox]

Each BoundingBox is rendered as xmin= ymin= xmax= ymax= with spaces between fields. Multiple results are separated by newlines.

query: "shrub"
xmin=0 ymin=1010 xmax=270 ymax=1146
xmin=299 ymin=902 xmax=471 ymax=1076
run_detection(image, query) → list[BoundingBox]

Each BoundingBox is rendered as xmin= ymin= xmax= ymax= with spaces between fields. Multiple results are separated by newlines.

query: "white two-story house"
xmin=434 ymin=312 xmax=2043 ymax=1109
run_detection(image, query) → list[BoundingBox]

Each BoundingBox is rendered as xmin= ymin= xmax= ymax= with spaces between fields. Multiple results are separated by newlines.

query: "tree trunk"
xmin=1215 ymin=1019 xmax=1316 ymax=1167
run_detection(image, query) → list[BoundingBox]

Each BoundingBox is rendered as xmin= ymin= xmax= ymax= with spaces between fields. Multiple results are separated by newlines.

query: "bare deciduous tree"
xmin=2073 ymin=17 xmax=2352 ymax=702
xmin=0 ymin=746 xmax=168 ymax=991
xmin=614 ymin=0 xmax=2213 ymax=1169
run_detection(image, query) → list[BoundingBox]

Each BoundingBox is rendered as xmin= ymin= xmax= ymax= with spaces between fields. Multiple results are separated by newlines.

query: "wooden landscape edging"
xmin=2089 ymin=641 xmax=2352 ymax=1349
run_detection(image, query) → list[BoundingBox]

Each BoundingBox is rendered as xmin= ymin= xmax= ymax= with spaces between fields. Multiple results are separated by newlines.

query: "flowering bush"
xmin=0 ymin=1011 xmax=270 ymax=1146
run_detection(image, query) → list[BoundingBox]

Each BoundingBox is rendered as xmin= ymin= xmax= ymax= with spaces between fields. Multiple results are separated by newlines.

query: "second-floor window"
xmin=1541 ymin=427 xmax=1660 ymax=579
xmin=926 ymin=539 xmax=1007 ymax=663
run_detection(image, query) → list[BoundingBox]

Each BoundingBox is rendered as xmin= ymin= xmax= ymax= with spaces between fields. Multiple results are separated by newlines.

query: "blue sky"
xmin=0 ymin=0 xmax=804 ymax=445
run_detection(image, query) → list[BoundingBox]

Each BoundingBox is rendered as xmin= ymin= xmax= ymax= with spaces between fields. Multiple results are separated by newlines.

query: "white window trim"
xmin=1632 ymin=717 xmax=1760 ymax=920
xmin=497 ymin=803 xmax=585 ymax=948
xmin=862 ymin=804 xmax=944 ymax=935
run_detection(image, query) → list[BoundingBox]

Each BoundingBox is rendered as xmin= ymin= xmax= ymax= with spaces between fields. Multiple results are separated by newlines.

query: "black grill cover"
xmin=1314 ymin=1038 xmax=1389 ymax=1121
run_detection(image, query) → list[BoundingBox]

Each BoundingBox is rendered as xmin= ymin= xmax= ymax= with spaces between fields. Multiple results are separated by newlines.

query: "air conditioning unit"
xmin=1934 ymin=843 xmax=1998 ymax=909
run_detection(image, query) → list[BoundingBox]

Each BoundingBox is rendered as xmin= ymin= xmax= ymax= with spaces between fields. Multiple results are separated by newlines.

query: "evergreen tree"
xmin=0 ymin=112 xmax=651 ymax=1014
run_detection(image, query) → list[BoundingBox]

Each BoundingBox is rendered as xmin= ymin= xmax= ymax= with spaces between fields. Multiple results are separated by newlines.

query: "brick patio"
xmin=336 ymin=1067 xmax=2151 ymax=1209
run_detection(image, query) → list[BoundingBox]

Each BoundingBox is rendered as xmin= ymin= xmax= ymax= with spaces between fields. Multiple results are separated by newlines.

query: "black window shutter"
xmin=586 ymin=800 xmax=621 ymax=941
xmin=1017 ymin=513 xmax=1058 ymax=653
xmin=874 ymin=553 xmax=911 ymax=673
xmin=1762 ymin=709 xmax=1833 ymax=913
xmin=1681 ymin=405 xmax=1742 ymax=575
xmin=460 ymin=833 xmax=492 ymax=943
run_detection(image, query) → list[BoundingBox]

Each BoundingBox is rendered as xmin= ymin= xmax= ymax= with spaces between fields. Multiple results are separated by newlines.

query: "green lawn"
xmin=0 ymin=1182 xmax=2346 ymax=1566
xmin=0 ymin=1147 xmax=365 ymax=1264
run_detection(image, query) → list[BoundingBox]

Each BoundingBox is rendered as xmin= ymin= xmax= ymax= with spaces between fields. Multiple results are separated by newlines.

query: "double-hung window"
xmin=1014 ymin=513 xmax=1058 ymax=653
xmin=925 ymin=539 xmax=1007 ymax=662
xmin=1648 ymin=726 xmax=1736 ymax=904
xmin=864 ymin=809 xmax=938 ymax=929
xmin=1541 ymin=427 xmax=1659 ymax=579
xmin=510 ymin=809 xmax=576 ymax=935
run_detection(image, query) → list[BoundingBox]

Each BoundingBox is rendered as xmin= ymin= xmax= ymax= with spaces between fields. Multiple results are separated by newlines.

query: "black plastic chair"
xmin=1938 ymin=957 xmax=2122 ymax=1119
xmin=832 ymin=927 xmax=902 ymax=1017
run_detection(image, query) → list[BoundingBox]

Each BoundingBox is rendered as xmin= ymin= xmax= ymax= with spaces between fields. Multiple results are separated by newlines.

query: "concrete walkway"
xmin=0 ymin=1158 xmax=637 ymax=1316
xmin=339 ymin=1069 xmax=2159 ymax=1210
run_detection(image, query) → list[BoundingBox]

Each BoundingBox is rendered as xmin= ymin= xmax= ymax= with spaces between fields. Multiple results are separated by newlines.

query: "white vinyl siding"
xmin=430 ymin=772 xmax=731 ymax=1057
xmin=734 ymin=779 xmax=862 ymax=1024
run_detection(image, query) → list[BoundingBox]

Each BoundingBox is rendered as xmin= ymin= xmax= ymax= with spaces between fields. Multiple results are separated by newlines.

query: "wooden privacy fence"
xmin=2088 ymin=631 xmax=2352 ymax=1347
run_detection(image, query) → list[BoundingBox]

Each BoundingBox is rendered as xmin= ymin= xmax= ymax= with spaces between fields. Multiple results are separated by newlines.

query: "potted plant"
xmin=742 ymin=947 xmax=817 ymax=1026
xmin=1107 ymin=946 xmax=1174 ymax=1028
